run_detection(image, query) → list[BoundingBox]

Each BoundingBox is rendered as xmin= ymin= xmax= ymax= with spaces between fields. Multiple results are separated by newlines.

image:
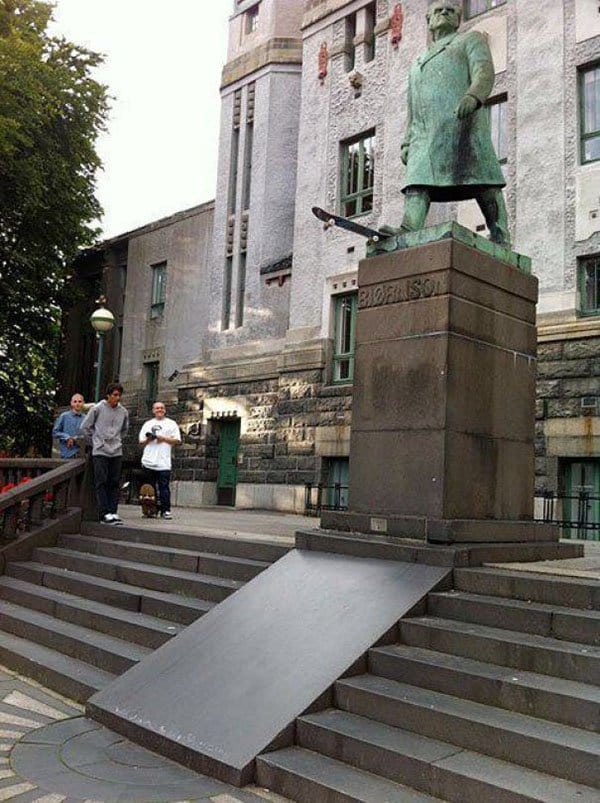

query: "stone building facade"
xmin=61 ymin=0 xmax=600 ymax=520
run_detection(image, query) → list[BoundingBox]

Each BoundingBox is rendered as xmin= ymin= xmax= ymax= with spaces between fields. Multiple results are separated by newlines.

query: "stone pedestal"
xmin=321 ymin=231 xmax=557 ymax=544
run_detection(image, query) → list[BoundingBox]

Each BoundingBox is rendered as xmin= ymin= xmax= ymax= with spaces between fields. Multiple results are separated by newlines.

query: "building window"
xmin=344 ymin=12 xmax=357 ymax=73
xmin=242 ymin=83 xmax=255 ymax=211
xmin=223 ymin=256 xmax=233 ymax=330
xmin=487 ymin=96 xmax=507 ymax=164
xmin=340 ymin=131 xmax=375 ymax=218
xmin=323 ymin=457 xmax=349 ymax=510
xmin=332 ymin=292 xmax=357 ymax=383
xmin=580 ymin=63 xmax=600 ymax=164
xmin=579 ymin=255 xmax=600 ymax=315
xmin=465 ymin=0 xmax=506 ymax=19
xmin=150 ymin=262 xmax=167 ymax=318
xmin=364 ymin=2 xmax=376 ymax=63
xmin=145 ymin=361 xmax=159 ymax=412
xmin=245 ymin=3 xmax=259 ymax=34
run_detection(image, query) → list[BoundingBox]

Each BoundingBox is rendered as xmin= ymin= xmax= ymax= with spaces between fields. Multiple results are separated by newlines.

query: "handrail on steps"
xmin=0 ymin=458 xmax=86 ymax=542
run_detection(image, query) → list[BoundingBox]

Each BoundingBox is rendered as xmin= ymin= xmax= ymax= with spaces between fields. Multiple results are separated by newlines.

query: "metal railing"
xmin=0 ymin=459 xmax=86 ymax=542
xmin=305 ymin=483 xmax=600 ymax=541
xmin=535 ymin=490 xmax=600 ymax=541
xmin=304 ymin=483 xmax=349 ymax=516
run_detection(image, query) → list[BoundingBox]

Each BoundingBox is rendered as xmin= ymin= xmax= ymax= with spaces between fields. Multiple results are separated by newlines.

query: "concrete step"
xmin=81 ymin=521 xmax=290 ymax=563
xmin=0 ymin=576 xmax=182 ymax=649
xmin=428 ymin=590 xmax=600 ymax=646
xmin=256 ymin=746 xmax=444 ymax=803
xmin=30 ymin=547 xmax=243 ymax=603
xmin=295 ymin=709 xmax=600 ymax=803
xmin=335 ymin=674 xmax=599 ymax=787
xmin=0 ymin=629 xmax=115 ymax=703
xmin=369 ymin=643 xmax=599 ymax=732
xmin=5 ymin=561 xmax=214 ymax=624
xmin=454 ymin=567 xmax=600 ymax=610
xmin=58 ymin=533 xmax=270 ymax=581
xmin=399 ymin=616 xmax=600 ymax=684
xmin=0 ymin=602 xmax=150 ymax=675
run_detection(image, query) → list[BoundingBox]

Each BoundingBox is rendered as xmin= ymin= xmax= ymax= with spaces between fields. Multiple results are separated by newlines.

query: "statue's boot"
xmin=477 ymin=187 xmax=511 ymax=248
xmin=400 ymin=189 xmax=431 ymax=232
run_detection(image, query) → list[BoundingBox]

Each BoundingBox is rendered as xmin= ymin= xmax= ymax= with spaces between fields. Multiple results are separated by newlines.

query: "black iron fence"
xmin=305 ymin=483 xmax=600 ymax=540
xmin=304 ymin=483 xmax=349 ymax=516
xmin=535 ymin=490 xmax=600 ymax=541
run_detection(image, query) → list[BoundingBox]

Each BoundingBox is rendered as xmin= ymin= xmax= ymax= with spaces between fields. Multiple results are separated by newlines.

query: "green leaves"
xmin=0 ymin=0 xmax=109 ymax=454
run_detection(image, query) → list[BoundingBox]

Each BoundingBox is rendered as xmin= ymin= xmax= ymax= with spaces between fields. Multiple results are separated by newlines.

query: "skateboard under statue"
xmin=139 ymin=483 xmax=157 ymax=518
xmin=311 ymin=207 xmax=398 ymax=253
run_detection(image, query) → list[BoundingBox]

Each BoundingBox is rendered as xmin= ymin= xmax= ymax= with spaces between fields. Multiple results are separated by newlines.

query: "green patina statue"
xmin=396 ymin=1 xmax=510 ymax=247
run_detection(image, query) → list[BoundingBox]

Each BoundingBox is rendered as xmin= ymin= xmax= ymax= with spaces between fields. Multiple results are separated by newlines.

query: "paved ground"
xmin=0 ymin=665 xmax=289 ymax=803
xmin=118 ymin=505 xmax=308 ymax=547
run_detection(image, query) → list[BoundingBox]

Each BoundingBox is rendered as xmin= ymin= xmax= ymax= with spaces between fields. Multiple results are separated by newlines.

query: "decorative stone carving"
xmin=318 ymin=42 xmax=328 ymax=84
xmin=390 ymin=4 xmax=404 ymax=48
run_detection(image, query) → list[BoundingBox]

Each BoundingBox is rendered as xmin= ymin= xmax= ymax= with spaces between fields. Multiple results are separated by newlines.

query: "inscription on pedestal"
xmin=358 ymin=277 xmax=442 ymax=309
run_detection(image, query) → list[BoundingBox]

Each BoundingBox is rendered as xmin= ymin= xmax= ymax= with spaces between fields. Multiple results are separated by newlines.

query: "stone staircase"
xmin=0 ymin=521 xmax=289 ymax=702
xmin=257 ymin=567 xmax=600 ymax=802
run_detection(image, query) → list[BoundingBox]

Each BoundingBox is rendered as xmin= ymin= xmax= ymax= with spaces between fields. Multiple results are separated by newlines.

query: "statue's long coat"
xmin=402 ymin=30 xmax=506 ymax=201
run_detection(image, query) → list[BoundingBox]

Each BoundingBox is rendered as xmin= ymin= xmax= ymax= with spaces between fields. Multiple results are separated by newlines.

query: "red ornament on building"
xmin=318 ymin=42 xmax=329 ymax=84
xmin=390 ymin=4 xmax=404 ymax=48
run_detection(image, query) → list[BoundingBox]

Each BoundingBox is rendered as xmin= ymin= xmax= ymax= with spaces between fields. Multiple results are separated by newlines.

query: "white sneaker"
xmin=102 ymin=514 xmax=116 ymax=524
xmin=161 ymin=511 xmax=172 ymax=520
xmin=112 ymin=514 xmax=124 ymax=525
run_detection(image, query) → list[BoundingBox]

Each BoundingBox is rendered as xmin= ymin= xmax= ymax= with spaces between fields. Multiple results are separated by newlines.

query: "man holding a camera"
xmin=138 ymin=402 xmax=182 ymax=519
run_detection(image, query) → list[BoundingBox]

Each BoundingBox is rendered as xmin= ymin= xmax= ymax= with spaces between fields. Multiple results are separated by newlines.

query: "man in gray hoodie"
xmin=81 ymin=382 xmax=129 ymax=525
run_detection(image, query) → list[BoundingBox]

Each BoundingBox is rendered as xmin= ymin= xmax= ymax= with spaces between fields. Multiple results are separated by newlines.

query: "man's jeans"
xmin=145 ymin=469 xmax=171 ymax=514
xmin=93 ymin=456 xmax=122 ymax=518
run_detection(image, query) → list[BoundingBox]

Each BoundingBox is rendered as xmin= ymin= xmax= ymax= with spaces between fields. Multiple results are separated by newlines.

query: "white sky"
xmin=50 ymin=1 xmax=231 ymax=239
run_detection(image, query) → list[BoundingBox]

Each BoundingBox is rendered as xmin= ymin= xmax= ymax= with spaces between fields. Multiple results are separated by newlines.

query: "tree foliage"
xmin=0 ymin=0 xmax=108 ymax=454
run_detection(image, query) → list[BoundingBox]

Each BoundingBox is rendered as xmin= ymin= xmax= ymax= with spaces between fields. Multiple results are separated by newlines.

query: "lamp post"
xmin=90 ymin=300 xmax=115 ymax=402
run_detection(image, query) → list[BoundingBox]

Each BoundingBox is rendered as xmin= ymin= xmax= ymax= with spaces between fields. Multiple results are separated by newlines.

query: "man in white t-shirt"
xmin=138 ymin=402 xmax=182 ymax=519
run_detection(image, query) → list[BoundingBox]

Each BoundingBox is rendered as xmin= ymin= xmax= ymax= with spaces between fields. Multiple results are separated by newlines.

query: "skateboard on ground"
xmin=139 ymin=483 xmax=157 ymax=518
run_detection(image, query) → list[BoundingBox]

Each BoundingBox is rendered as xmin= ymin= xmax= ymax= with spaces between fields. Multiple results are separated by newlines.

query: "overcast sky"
xmin=50 ymin=1 xmax=231 ymax=239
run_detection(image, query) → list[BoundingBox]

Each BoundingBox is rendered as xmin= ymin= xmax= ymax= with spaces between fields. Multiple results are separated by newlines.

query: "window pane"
xmin=341 ymin=132 xmax=375 ymax=217
xmin=489 ymin=99 xmax=508 ymax=163
xmin=584 ymin=135 xmax=600 ymax=163
xmin=151 ymin=264 xmax=166 ymax=306
xmin=466 ymin=0 xmax=506 ymax=18
xmin=582 ymin=258 xmax=600 ymax=312
xmin=333 ymin=293 xmax=356 ymax=383
xmin=583 ymin=67 xmax=600 ymax=135
xmin=344 ymin=198 xmax=357 ymax=217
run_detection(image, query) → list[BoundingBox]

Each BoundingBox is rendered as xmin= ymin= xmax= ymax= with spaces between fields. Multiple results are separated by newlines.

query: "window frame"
xmin=486 ymin=95 xmax=508 ymax=166
xmin=245 ymin=3 xmax=259 ymax=34
xmin=578 ymin=255 xmax=600 ymax=316
xmin=150 ymin=262 xmax=167 ymax=318
xmin=579 ymin=62 xmax=600 ymax=166
xmin=340 ymin=130 xmax=376 ymax=219
xmin=145 ymin=361 xmax=159 ymax=412
xmin=464 ymin=0 xmax=506 ymax=20
xmin=332 ymin=292 xmax=358 ymax=384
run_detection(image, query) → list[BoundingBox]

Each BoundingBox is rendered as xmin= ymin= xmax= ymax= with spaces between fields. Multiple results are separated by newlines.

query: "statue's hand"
xmin=400 ymin=143 xmax=409 ymax=165
xmin=455 ymin=94 xmax=479 ymax=119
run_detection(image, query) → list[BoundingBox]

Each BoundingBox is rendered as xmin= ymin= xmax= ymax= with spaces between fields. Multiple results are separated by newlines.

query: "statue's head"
xmin=426 ymin=1 xmax=462 ymax=35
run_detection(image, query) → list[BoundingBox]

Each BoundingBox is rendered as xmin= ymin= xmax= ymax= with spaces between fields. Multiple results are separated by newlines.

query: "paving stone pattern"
xmin=0 ymin=666 xmax=288 ymax=803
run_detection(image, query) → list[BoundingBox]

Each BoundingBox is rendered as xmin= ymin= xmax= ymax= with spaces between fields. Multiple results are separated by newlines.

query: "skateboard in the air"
xmin=139 ymin=483 xmax=157 ymax=518
xmin=312 ymin=206 xmax=393 ymax=245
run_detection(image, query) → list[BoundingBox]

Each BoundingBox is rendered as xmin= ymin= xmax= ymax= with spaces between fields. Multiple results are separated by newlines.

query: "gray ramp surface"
xmin=89 ymin=550 xmax=449 ymax=784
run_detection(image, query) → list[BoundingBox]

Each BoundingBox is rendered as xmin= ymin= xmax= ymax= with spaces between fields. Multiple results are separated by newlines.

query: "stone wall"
xmin=535 ymin=335 xmax=600 ymax=492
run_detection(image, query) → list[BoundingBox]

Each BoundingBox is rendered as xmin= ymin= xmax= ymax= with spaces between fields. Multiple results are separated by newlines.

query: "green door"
xmin=217 ymin=419 xmax=240 ymax=506
xmin=564 ymin=460 xmax=600 ymax=540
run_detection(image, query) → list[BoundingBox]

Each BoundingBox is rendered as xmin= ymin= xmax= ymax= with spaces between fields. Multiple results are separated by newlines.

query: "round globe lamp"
xmin=90 ymin=305 xmax=115 ymax=401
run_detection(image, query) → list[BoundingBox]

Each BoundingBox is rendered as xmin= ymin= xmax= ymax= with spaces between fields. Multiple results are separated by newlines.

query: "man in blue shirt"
xmin=52 ymin=393 xmax=86 ymax=458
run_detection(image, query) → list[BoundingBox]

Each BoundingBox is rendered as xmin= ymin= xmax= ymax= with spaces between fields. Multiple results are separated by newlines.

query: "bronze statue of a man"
xmin=399 ymin=1 xmax=509 ymax=246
